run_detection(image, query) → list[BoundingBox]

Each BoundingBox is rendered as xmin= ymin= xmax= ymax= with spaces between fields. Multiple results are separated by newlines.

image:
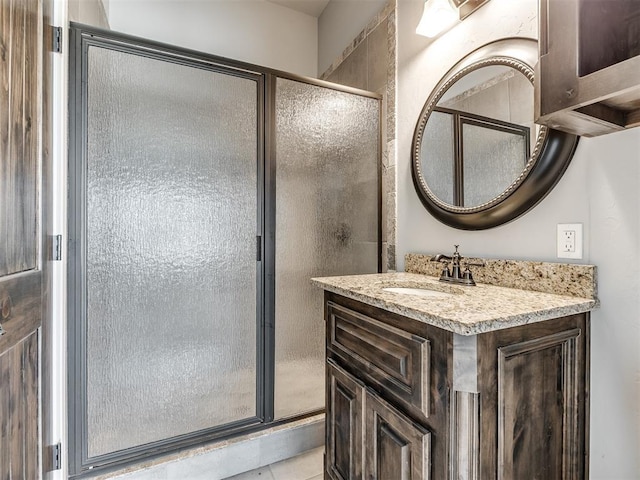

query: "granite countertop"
xmin=311 ymin=272 xmax=598 ymax=336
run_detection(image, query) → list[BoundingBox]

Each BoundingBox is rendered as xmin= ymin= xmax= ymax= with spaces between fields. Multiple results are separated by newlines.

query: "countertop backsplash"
xmin=405 ymin=253 xmax=597 ymax=301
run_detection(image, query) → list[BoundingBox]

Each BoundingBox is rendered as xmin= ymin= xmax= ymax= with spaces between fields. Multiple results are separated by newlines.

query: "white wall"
xmin=68 ymin=0 xmax=109 ymax=27
xmin=397 ymin=0 xmax=640 ymax=477
xmin=317 ymin=0 xmax=387 ymax=74
xmin=107 ymin=0 xmax=318 ymax=77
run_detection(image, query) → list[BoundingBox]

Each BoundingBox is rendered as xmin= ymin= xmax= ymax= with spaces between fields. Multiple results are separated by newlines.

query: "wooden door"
xmin=363 ymin=390 xmax=431 ymax=480
xmin=326 ymin=361 xmax=365 ymax=480
xmin=0 ymin=0 xmax=49 ymax=477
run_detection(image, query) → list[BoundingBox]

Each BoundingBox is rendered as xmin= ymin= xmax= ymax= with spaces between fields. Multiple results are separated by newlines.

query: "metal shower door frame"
xmin=67 ymin=24 xmax=268 ymax=477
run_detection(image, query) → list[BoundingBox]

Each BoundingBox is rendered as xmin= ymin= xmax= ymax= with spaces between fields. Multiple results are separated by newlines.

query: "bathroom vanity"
xmin=313 ymin=255 xmax=597 ymax=480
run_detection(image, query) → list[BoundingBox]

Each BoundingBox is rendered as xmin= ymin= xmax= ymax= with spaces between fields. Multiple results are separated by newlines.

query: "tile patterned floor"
xmin=224 ymin=447 xmax=324 ymax=480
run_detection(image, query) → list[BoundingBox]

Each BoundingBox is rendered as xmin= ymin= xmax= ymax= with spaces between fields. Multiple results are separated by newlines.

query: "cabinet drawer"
xmin=327 ymin=302 xmax=431 ymax=418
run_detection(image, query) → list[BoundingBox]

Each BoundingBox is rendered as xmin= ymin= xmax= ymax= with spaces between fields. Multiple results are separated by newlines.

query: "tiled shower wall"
xmin=320 ymin=2 xmax=397 ymax=271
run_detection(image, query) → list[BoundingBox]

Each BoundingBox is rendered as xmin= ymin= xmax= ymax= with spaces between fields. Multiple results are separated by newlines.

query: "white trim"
xmin=47 ymin=1 xmax=69 ymax=478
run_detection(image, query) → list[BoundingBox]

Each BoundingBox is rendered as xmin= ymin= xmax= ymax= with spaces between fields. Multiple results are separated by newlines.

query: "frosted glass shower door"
xmin=274 ymin=78 xmax=380 ymax=419
xmin=79 ymin=45 xmax=261 ymax=459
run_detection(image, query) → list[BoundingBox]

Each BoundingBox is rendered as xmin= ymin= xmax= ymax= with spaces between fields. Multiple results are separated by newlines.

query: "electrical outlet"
xmin=562 ymin=230 xmax=576 ymax=253
xmin=557 ymin=223 xmax=583 ymax=259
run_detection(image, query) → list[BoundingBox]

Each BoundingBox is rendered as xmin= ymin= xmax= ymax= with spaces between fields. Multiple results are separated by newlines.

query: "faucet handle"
xmin=460 ymin=260 xmax=485 ymax=286
xmin=430 ymin=254 xmax=452 ymax=263
xmin=430 ymin=254 xmax=452 ymax=280
xmin=465 ymin=261 xmax=486 ymax=268
xmin=439 ymin=264 xmax=452 ymax=282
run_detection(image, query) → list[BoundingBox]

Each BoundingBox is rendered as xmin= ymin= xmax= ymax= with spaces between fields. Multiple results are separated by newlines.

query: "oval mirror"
xmin=412 ymin=38 xmax=579 ymax=230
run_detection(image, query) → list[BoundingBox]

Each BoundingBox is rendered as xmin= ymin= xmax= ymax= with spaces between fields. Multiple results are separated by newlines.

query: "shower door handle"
xmin=257 ymin=235 xmax=262 ymax=261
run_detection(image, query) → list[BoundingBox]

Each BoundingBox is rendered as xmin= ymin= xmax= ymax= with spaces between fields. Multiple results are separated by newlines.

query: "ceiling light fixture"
xmin=416 ymin=0 xmax=491 ymax=38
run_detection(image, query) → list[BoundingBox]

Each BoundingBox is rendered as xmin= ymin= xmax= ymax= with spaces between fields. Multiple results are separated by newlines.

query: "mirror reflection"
xmin=420 ymin=65 xmax=539 ymax=208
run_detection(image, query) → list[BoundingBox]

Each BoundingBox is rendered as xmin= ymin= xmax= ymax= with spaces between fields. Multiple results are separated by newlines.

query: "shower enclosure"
xmin=67 ymin=25 xmax=380 ymax=476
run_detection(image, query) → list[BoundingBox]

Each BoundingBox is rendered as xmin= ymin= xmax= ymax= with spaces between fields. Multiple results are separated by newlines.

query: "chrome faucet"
xmin=431 ymin=245 xmax=485 ymax=286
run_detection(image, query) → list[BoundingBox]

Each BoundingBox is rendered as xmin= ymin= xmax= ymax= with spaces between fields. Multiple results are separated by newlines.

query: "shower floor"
xmin=224 ymin=447 xmax=323 ymax=480
xmin=274 ymin=360 xmax=325 ymax=419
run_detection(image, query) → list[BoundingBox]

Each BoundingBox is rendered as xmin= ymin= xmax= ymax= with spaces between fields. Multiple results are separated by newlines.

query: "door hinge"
xmin=46 ymin=443 xmax=62 ymax=471
xmin=52 ymin=26 xmax=62 ymax=53
xmin=49 ymin=234 xmax=62 ymax=261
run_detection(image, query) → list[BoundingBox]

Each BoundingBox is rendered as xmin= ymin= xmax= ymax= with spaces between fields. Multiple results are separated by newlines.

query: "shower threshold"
xmin=82 ymin=413 xmax=324 ymax=480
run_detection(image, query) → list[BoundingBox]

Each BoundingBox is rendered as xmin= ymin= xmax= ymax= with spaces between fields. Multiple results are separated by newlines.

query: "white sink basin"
xmin=381 ymin=287 xmax=454 ymax=299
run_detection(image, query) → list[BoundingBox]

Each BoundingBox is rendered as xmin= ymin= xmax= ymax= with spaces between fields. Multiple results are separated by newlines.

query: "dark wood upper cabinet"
xmin=536 ymin=0 xmax=640 ymax=137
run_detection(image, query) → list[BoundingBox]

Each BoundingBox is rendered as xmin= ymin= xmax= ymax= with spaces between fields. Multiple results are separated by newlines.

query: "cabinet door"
xmin=496 ymin=327 xmax=585 ymax=480
xmin=364 ymin=390 xmax=431 ymax=480
xmin=477 ymin=316 xmax=589 ymax=480
xmin=326 ymin=361 xmax=365 ymax=480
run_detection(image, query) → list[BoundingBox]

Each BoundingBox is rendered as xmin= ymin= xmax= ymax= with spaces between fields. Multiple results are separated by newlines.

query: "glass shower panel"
xmin=85 ymin=46 xmax=259 ymax=457
xmin=274 ymin=78 xmax=379 ymax=419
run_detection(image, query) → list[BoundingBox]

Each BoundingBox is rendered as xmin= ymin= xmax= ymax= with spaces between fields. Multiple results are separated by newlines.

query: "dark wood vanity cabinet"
xmin=323 ymin=291 xmax=590 ymax=480
xmin=325 ymin=293 xmax=453 ymax=480
xmin=536 ymin=0 xmax=640 ymax=136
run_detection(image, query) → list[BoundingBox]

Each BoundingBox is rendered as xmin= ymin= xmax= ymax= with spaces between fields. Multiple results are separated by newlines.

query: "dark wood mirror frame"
xmin=412 ymin=37 xmax=579 ymax=230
